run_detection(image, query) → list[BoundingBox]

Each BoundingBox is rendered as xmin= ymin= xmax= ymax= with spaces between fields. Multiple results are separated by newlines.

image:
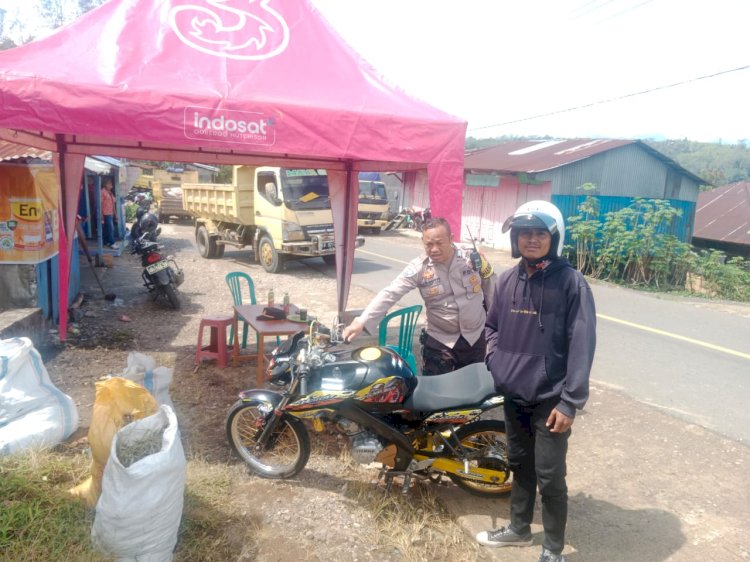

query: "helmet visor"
xmin=501 ymin=212 xmax=558 ymax=234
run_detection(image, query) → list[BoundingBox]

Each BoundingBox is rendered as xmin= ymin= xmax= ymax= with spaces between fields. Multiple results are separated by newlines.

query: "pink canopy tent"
xmin=0 ymin=0 xmax=466 ymax=340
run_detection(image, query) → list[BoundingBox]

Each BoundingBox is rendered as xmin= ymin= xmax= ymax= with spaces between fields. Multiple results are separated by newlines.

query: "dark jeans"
xmin=421 ymin=332 xmax=486 ymax=376
xmin=103 ymin=215 xmax=115 ymax=245
xmin=504 ymin=398 xmax=570 ymax=555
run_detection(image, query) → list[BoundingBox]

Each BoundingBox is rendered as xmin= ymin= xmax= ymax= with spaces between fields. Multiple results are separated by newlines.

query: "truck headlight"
xmin=282 ymin=221 xmax=305 ymax=241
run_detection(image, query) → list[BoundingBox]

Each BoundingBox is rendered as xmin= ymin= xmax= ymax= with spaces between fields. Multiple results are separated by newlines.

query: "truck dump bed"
xmin=182 ymin=182 xmax=255 ymax=225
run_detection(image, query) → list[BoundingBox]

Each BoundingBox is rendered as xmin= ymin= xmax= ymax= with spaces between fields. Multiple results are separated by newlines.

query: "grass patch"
xmin=341 ymin=462 xmax=480 ymax=562
xmin=0 ymin=451 xmax=257 ymax=562
xmin=0 ymin=451 xmax=102 ymax=562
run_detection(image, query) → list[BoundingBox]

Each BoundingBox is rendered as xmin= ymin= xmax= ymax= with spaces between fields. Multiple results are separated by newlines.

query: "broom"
xmin=76 ymin=220 xmax=117 ymax=301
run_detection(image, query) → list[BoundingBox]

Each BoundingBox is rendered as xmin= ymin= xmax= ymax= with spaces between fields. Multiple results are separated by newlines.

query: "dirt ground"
xmin=38 ymin=223 xmax=750 ymax=562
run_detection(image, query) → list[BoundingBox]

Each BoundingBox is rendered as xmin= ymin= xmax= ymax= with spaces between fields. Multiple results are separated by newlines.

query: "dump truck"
xmin=357 ymin=172 xmax=389 ymax=234
xmin=152 ymin=169 xmax=198 ymax=222
xmin=182 ymin=166 xmax=363 ymax=272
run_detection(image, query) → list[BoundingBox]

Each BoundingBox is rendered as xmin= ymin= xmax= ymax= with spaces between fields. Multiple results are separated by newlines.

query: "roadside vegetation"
xmin=565 ymin=186 xmax=750 ymax=302
xmin=0 ymin=445 xmax=477 ymax=561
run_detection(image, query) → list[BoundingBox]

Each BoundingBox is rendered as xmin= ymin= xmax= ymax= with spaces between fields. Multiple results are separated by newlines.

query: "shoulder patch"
xmin=402 ymin=263 xmax=418 ymax=278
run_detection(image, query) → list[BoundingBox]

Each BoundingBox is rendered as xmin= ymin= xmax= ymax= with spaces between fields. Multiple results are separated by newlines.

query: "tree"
xmin=38 ymin=0 xmax=66 ymax=30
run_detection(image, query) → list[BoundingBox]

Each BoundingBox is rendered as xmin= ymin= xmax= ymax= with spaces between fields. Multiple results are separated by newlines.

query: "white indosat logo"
xmin=185 ymin=106 xmax=275 ymax=145
xmin=168 ymin=0 xmax=289 ymax=60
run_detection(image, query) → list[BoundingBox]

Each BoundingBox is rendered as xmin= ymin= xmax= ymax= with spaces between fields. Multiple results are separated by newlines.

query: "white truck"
xmin=357 ymin=173 xmax=389 ymax=234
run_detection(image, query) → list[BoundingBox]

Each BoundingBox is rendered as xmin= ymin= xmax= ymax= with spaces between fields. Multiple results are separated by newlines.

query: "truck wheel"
xmin=322 ymin=254 xmax=336 ymax=266
xmin=259 ymin=236 xmax=284 ymax=273
xmin=196 ymin=226 xmax=211 ymax=258
xmin=197 ymin=226 xmax=221 ymax=258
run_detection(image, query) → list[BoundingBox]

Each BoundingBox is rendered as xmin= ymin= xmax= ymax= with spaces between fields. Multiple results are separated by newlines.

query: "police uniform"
xmin=356 ymin=245 xmax=495 ymax=375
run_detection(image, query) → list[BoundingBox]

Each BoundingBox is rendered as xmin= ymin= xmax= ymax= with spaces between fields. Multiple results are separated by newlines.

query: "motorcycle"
xmin=225 ymin=322 xmax=512 ymax=497
xmin=130 ymin=234 xmax=184 ymax=309
xmin=129 ymin=207 xmax=161 ymax=242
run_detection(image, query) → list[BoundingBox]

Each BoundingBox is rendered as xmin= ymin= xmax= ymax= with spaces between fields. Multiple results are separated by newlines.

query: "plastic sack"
xmin=117 ymin=352 xmax=175 ymax=410
xmin=92 ymin=405 xmax=186 ymax=562
xmin=69 ymin=377 xmax=158 ymax=507
xmin=0 ymin=337 xmax=79 ymax=455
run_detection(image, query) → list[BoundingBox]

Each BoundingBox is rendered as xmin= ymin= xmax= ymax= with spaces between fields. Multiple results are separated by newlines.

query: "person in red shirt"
xmin=101 ymin=179 xmax=117 ymax=248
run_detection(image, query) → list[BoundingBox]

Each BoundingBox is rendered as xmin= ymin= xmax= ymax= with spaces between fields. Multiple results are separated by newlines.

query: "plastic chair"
xmin=226 ymin=272 xmax=256 ymax=349
xmin=378 ymin=304 xmax=423 ymax=374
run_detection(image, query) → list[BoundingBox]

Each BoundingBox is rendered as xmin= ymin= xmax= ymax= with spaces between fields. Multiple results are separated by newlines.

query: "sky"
xmin=1 ymin=0 xmax=748 ymax=144
xmin=310 ymin=0 xmax=750 ymax=144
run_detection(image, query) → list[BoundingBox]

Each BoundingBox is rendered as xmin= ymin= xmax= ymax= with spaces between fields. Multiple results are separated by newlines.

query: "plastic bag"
xmin=117 ymin=352 xmax=175 ymax=410
xmin=91 ymin=405 xmax=186 ymax=562
xmin=69 ymin=377 xmax=158 ymax=507
xmin=0 ymin=337 xmax=79 ymax=455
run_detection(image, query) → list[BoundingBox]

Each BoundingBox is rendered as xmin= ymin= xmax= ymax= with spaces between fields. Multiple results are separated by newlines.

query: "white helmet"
xmin=501 ymin=200 xmax=565 ymax=259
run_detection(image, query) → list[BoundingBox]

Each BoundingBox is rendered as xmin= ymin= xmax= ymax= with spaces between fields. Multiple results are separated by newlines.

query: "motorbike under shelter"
xmin=0 ymin=0 xmax=467 ymax=339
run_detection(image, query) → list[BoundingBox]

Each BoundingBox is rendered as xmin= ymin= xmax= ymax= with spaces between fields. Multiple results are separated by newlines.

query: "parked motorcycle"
xmin=226 ymin=322 xmax=511 ymax=497
xmin=130 ymin=234 xmax=184 ymax=309
xmin=129 ymin=207 xmax=161 ymax=242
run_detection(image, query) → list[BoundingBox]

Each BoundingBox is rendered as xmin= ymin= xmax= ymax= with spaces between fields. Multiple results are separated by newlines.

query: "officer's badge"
xmin=423 ymin=267 xmax=435 ymax=280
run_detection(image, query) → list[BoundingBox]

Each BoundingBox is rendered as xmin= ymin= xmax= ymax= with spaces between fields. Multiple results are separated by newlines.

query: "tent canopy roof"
xmin=0 ymin=0 xmax=467 ymax=339
xmin=0 ymin=0 xmax=465 ymax=171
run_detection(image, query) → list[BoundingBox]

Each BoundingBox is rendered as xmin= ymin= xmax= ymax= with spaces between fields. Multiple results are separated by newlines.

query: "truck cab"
xmin=357 ymin=173 xmax=389 ymax=234
xmin=252 ymin=166 xmax=338 ymax=271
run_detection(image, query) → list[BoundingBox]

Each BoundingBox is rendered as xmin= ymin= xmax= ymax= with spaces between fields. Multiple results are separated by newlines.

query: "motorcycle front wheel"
xmin=226 ymin=400 xmax=310 ymax=479
xmin=447 ymin=419 xmax=512 ymax=497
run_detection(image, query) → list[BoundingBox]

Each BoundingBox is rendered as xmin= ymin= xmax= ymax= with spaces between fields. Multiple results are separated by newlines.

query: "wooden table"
xmin=233 ymin=304 xmax=308 ymax=387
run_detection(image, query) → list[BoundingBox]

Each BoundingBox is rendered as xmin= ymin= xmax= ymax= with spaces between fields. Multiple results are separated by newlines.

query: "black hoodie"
xmin=485 ymin=257 xmax=596 ymax=417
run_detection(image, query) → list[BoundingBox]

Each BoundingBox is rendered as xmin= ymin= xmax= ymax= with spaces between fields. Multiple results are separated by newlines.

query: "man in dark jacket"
xmin=476 ymin=201 xmax=597 ymax=562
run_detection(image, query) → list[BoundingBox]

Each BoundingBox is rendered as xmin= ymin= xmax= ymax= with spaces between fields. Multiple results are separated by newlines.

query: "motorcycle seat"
xmin=403 ymin=363 xmax=497 ymax=412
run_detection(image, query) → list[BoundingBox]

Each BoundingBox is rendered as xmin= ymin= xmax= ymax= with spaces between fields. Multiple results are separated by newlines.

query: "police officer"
xmin=342 ymin=217 xmax=496 ymax=376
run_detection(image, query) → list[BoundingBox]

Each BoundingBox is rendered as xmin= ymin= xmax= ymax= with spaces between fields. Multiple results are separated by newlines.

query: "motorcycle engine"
xmin=351 ymin=433 xmax=384 ymax=465
xmin=337 ymin=420 xmax=384 ymax=464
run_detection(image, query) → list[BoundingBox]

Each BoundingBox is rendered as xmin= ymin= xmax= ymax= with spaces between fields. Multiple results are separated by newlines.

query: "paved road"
xmin=353 ymin=232 xmax=750 ymax=443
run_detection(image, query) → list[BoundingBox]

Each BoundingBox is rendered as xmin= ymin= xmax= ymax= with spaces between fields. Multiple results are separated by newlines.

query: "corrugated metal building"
xmin=693 ymin=181 xmax=750 ymax=258
xmin=461 ymin=139 xmax=706 ymax=250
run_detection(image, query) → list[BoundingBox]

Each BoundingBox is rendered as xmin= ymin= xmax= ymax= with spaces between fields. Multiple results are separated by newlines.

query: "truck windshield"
xmin=281 ymin=169 xmax=330 ymax=210
xmin=358 ymin=181 xmax=387 ymax=204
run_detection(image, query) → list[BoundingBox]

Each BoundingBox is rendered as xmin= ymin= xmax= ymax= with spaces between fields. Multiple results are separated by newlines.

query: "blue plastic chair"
xmin=226 ymin=271 xmax=281 ymax=350
xmin=378 ymin=304 xmax=423 ymax=374
xmin=226 ymin=272 xmax=256 ymax=349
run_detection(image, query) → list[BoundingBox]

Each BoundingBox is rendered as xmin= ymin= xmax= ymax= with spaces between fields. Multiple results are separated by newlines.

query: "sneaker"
xmin=475 ymin=526 xmax=533 ymax=548
xmin=538 ymin=547 xmax=566 ymax=562
xmin=108 ymin=244 xmax=119 ymax=249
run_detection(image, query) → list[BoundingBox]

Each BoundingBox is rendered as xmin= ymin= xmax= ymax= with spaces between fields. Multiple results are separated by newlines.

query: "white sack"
xmin=0 ymin=337 xmax=79 ymax=455
xmin=92 ymin=405 xmax=186 ymax=562
xmin=118 ymin=352 xmax=175 ymax=410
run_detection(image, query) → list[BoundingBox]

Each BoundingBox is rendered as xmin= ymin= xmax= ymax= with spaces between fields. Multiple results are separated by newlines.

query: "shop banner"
xmin=0 ymin=164 xmax=59 ymax=264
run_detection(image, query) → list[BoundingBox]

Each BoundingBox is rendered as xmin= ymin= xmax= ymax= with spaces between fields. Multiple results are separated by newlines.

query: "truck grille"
xmin=304 ymin=224 xmax=334 ymax=236
xmin=358 ymin=211 xmax=383 ymax=220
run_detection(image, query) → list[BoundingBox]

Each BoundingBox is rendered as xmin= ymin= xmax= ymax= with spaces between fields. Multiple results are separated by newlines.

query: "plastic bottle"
xmin=267 ymin=288 xmax=274 ymax=307
xmin=282 ymin=292 xmax=290 ymax=314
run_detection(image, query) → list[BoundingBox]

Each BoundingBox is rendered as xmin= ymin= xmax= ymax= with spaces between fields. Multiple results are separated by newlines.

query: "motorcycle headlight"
xmin=282 ymin=221 xmax=305 ymax=241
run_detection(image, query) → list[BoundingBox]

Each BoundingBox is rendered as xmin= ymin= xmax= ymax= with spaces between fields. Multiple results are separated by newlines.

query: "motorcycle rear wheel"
xmin=447 ymin=419 xmax=512 ymax=497
xmin=226 ymin=400 xmax=310 ymax=479
xmin=163 ymin=283 xmax=181 ymax=309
